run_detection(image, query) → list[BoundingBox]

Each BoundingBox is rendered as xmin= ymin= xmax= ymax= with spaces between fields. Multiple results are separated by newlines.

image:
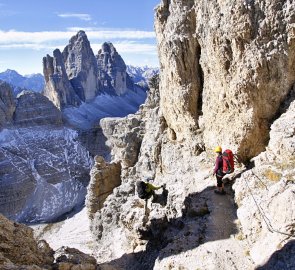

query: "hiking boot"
xmin=214 ymin=190 xmax=226 ymax=195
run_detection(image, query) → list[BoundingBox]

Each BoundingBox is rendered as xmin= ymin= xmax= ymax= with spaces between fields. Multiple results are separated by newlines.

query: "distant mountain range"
xmin=126 ymin=65 xmax=159 ymax=88
xmin=0 ymin=66 xmax=159 ymax=95
xmin=0 ymin=69 xmax=44 ymax=94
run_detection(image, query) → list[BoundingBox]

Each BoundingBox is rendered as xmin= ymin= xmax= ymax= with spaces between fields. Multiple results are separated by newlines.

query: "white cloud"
xmin=0 ymin=29 xmax=156 ymax=46
xmin=57 ymin=13 xmax=92 ymax=21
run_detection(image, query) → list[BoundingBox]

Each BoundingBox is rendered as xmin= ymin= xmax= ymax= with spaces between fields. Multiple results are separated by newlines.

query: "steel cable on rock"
xmin=244 ymin=175 xmax=295 ymax=238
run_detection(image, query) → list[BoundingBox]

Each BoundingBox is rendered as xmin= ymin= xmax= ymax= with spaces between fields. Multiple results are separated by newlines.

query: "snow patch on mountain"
xmin=0 ymin=127 xmax=92 ymax=223
xmin=0 ymin=69 xmax=44 ymax=93
xmin=127 ymin=65 xmax=159 ymax=88
xmin=63 ymin=87 xmax=147 ymax=129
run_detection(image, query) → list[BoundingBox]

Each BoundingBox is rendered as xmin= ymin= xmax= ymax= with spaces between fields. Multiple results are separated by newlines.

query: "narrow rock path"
xmin=154 ymin=174 xmax=255 ymax=270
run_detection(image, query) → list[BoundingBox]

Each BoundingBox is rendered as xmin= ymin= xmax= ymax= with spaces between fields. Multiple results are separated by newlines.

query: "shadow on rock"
xmin=99 ymin=186 xmax=239 ymax=270
xmin=255 ymin=240 xmax=295 ymax=270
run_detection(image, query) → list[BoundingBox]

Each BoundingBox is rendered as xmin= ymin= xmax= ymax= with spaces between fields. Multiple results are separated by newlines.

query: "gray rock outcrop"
xmin=84 ymin=1 xmax=295 ymax=269
xmin=0 ymin=213 xmax=54 ymax=268
xmin=0 ymin=81 xmax=15 ymax=128
xmin=100 ymin=115 xmax=144 ymax=168
xmin=0 ymin=127 xmax=92 ymax=223
xmin=14 ymin=91 xmax=62 ymax=127
xmin=43 ymin=49 xmax=81 ymax=109
xmin=86 ymin=156 xmax=121 ymax=218
xmin=97 ymin=42 xmax=134 ymax=95
xmin=63 ymin=30 xmax=99 ymax=102
xmin=43 ymin=32 xmax=139 ymax=110
xmin=155 ymin=0 xmax=295 ymax=161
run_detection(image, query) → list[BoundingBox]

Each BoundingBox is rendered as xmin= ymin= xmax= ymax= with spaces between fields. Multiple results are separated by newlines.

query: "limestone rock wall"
xmin=96 ymin=42 xmax=133 ymax=95
xmin=233 ymin=97 xmax=295 ymax=267
xmin=14 ymin=91 xmax=63 ymax=127
xmin=0 ymin=81 xmax=15 ymax=128
xmin=43 ymin=49 xmax=81 ymax=109
xmin=86 ymin=156 xmax=121 ymax=218
xmin=84 ymin=1 xmax=295 ymax=269
xmin=62 ymin=30 xmax=99 ymax=102
xmin=155 ymin=0 xmax=295 ymax=161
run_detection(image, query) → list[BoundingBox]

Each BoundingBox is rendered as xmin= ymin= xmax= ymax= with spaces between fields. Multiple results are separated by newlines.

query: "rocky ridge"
xmin=0 ymin=69 xmax=44 ymax=93
xmin=127 ymin=65 xmax=159 ymax=89
xmin=0 ymin=213 xmax=97 ymax=270
xmin=43 ymin=31 xmax=138 ymax=109
xmin=83 ymin=0 xmax=295 ymax=269
xmin=0 ymin=83 xmax=92 ymax=223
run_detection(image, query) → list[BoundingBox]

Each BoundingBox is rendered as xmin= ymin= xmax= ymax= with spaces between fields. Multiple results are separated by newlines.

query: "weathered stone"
xmin=155 ymin=0 xmax=295 ymax=161
xmin=96 ymin=42 xmax=134 ymax=95
xmin=0 ymin=214 xmax=54 ymax=267
xmin=0 ymin=81 xmax=15 ymax=128
xmin=54 ymin=246 xmax=97 ymax=266
xmin=86 ymin=156 xmax=121 ymax=218
xmin=62 ymin=30 xmax=99 ymax=102
xmin=14 ymin=91 xmax=63 ymax=127
xmin=100 ymin=115 xmax=144 ymax=168
xmin=43 ymin=49 xmax=81 ymax=109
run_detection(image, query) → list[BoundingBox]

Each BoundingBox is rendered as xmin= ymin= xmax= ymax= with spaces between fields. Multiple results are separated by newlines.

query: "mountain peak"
xmin=3 ymin=69 xmax=21 ymax=76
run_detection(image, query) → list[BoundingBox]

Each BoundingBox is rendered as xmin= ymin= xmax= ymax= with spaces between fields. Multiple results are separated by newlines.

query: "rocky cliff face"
xmin=43 ymin=32 xmax=138 ymax=110
xmin=0 ymin=86 xmax=92 ymax=223
xmin=63 ymin=30 xmax=99 ymax=102
xmin=14 ymin=91 xmax=62 ymax=127
xmin=155 ymin=0 xmax=295 ymax=161
xmin=43 ymin=49 xmax=81 ymax=109
xmin=97 ymin=42 xmax=134 ymax=95
xmin=0 ymin=81 xmax=15 ymax=128
xmin=83 ymin=1 xmax=295 ymax=269
xmin=0 ymin=213 xmax=98 ymax=270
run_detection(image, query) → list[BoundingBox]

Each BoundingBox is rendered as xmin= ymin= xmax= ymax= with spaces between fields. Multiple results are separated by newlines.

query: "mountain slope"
xmin=0 ymin=69 xmax=44 ymax=92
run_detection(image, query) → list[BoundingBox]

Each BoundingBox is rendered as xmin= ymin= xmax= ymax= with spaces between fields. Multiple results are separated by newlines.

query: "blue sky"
xmin=0 ymin=0 xmax=160 ymax=75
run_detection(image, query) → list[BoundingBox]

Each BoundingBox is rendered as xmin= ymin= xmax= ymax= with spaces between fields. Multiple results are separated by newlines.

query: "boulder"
xmin=0 ymin=214 xmax=54 ymax=268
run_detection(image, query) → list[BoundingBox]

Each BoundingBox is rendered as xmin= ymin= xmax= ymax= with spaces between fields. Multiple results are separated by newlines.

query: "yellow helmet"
xmin=214 ymin=146 xmax=222 ymax=153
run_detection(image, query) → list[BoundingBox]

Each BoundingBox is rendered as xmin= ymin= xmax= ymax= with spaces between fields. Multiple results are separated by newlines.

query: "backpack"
xmin=222 ymin=149 xmax=234 ymax=174
xmin=136 ymin=181 xmax=148 ymax=199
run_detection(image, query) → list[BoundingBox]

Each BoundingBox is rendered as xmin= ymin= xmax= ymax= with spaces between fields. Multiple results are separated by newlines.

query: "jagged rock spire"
xmin=43 ymin=49 xmax=81 ymax=109
xmin=96 ymin=42 xmax=134 ymax=95
xmin=43 ymin=32 xmax=136 ymax=109
xmin=62 ymin=30 xmax=99 ymax=102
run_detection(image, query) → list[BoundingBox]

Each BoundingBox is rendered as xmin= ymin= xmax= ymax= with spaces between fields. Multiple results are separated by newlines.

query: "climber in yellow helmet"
xmin=213 ymin=146 xmax=226 ymax=195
